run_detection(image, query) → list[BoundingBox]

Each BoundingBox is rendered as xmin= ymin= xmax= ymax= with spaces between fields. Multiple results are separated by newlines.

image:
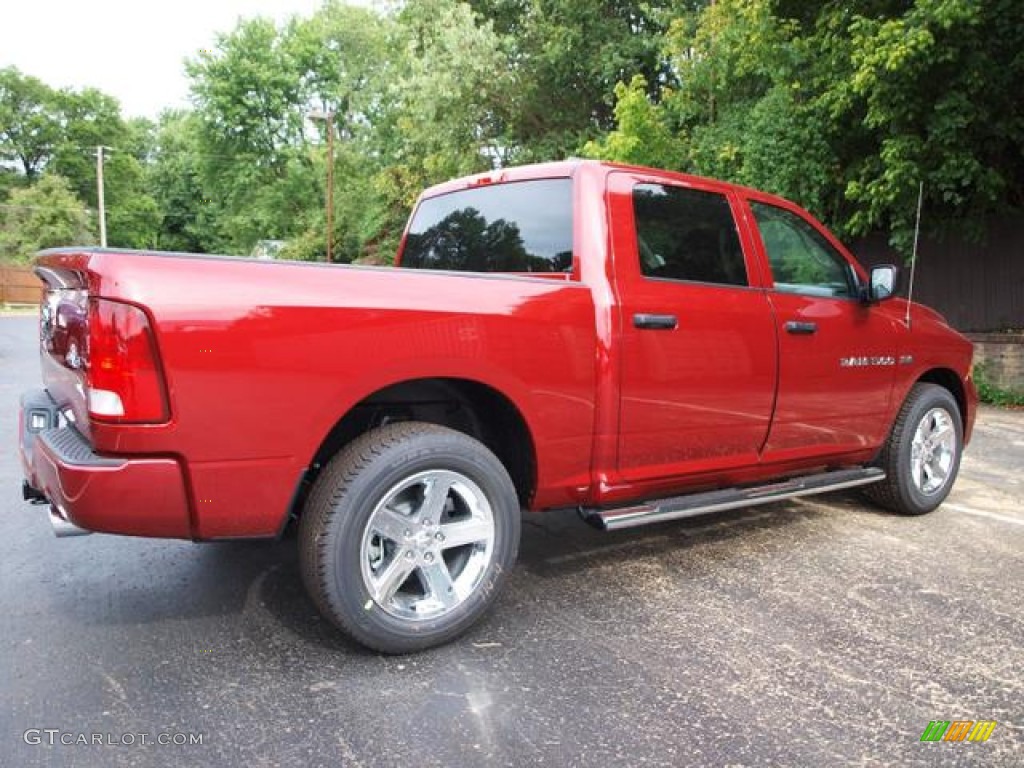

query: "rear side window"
xmin=401 ymin=179 xmax=573 ymax=273
xmin=632 ymin=183 xmax=748 ymax=287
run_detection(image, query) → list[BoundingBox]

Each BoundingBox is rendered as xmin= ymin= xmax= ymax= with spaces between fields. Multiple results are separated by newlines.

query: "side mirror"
xmin=868 ymin=264 xmax=898 ymax=302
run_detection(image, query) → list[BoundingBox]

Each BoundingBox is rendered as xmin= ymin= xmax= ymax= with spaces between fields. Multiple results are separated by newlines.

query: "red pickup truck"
xmin=19 ymin=160 xmax=976 ymax=652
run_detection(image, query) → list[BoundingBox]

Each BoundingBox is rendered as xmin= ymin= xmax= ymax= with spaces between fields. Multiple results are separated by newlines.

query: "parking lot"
xmin=1 ymin=313 xmax=1021 ymax=767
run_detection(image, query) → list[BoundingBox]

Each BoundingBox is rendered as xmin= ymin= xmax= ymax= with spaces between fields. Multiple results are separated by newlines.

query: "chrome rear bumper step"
xmin=583 ymin=467 xmax=885 ymax=531
xmin=49 ymin=504 xmax=92 ymax=537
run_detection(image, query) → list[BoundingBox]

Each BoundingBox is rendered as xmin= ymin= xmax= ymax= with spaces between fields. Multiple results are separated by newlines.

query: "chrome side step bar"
xmin=583 ymin=467 xmax=886 ymax=531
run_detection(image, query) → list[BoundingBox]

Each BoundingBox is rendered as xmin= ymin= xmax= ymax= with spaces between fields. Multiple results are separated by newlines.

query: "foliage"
xmin=469 ymin=0 xmax=677 ymax=161
xmin=0 ymin=174 xmax=95 ymax=263
xmin=49 ymin=91 xmax=162 ymax=248
xmin=184 ymin=2 xmax=396 ymax=259
xmin=974 ymin=362 xmax=1024 ymax=408
xmin=1 ymin=0 xmax=1021 ymax=264
xmin=0 ymin=67 xmax=161 ymax=248
xmin=582 ymin=76 xmax=685 ymax=169
xmin=380 ymin=1 xmax=510 ymax=200
xmin=838 ymin=0 xmax=1024 ymax=249
xmin=593 ymin=0 xmax=1024 ymax=254
xmin=0 ymin=67 xmax=63 ymax=180
xmin=145 ymin=111 xmax=223 ymax=253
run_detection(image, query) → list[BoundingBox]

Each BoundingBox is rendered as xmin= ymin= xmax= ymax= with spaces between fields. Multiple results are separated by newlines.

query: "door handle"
xmin=785 ymin=321 xmax=818 ymax=335
xmin=633 ymin=313 xmax=678 ymax=330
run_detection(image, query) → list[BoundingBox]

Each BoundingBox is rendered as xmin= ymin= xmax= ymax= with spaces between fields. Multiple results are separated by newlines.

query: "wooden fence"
xmin=0 ymin=264 xmax=41 ymax=305
xmin=851 ymin=216 xmax=1023 ymax=333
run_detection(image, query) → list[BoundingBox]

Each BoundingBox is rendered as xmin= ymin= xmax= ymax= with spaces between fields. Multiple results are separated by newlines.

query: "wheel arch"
xmin=285 ymin=377 xmax=537 ymax=532
xmin=915 ymin=367 xmax=967 ymax=432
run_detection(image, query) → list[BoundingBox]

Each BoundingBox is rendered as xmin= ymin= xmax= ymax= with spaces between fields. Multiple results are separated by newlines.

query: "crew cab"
xmin=18 ymin=160 xmax=976 ymax=652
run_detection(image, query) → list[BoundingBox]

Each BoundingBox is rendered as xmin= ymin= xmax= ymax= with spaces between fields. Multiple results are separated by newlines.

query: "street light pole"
xmin=307 ymin=111 xmax=335 ymax=263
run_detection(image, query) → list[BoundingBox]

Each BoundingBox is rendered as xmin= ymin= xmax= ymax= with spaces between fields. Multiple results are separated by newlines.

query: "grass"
xmin=974 ymin=361 xmax=1024 ymax=407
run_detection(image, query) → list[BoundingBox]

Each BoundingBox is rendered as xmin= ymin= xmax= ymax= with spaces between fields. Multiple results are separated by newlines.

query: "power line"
xmin=7 ymin=140 xmax=336 ymax=162
xmin=0 ymin=203 xmax=208 ymax=221
xmin=0 ymin=203 xmax=92 ymax=214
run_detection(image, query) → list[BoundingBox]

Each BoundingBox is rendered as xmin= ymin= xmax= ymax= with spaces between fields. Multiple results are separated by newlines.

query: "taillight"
xmin=86 ymin=299 xmax=169 ymax=423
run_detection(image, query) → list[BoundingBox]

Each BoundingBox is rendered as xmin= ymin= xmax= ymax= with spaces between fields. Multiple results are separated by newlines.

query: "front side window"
xmin=750 ymin=201 xmax=856 ymax=298
xmin=400 ymin=179 xmax=573 ymax=273
xmin=632 ymin=183 xmax=748 ymax=287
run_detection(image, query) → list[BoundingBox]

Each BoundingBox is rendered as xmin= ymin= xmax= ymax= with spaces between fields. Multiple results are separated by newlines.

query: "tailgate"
xmin=35 ymin=265 xmax=92 ymax=439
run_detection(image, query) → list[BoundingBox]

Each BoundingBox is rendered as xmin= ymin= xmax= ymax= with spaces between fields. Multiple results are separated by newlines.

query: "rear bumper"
xmin=19 ymin=389 xmax=192 ymax=538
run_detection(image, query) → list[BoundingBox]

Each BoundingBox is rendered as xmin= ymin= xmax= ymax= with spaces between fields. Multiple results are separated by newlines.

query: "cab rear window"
xmin=400 ymin=179 xmax=573 ymax=273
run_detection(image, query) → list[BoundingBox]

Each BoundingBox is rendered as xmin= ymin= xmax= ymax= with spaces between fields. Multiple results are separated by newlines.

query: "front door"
xmin=610 ymin=173 xmax=777 ymax=485
xmin=745 ymin=198 xmax=901 ymax=461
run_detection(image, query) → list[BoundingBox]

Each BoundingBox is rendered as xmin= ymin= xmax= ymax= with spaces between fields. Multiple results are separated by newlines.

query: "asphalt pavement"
xmin=1 ymin=313 xmax=1021 ymax=767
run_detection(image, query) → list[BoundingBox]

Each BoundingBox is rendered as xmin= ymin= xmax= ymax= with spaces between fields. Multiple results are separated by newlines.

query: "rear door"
xmin=745 ymin=198 xmax=901 ymax=460
xmin=609 ymin=172 xmax=777 ymax=484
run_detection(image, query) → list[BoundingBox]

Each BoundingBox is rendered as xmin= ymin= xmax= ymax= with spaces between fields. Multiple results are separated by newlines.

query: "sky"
xmin=2 ymin=0 xmax=373 ymax=119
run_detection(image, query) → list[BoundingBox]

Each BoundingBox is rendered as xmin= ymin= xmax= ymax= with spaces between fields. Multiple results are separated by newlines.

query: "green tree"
xmin=51 ymin=94 xmax=163 ymax=249
xmin=144 ymin=111 xmax=220 ymax=253
xmin=582 ymin=76 xmax=685 ymax=169
xmin=0 ymin=174 xmax=95 ymax=263
xmin=0 ymin=67 xmax=62 ymax=180
xmin=185 ymin=2 xmax=394 ymax=258
xmin=837 ymin=0 xmax=1024 ymax=246
xmin=0 ymin=69 xmax=161 ymax=249
xmin=469 ymin=0 xmax=676 ymax=161
xmin=185 ymin=16 xmax=303 ymax=252
xmin=284 ymin=1 xmax=398 ymax=261
xmin=381 ymin=0 xmax=511 ymax=198
xmin=593 ymin=0 xmax=1024 ymax=251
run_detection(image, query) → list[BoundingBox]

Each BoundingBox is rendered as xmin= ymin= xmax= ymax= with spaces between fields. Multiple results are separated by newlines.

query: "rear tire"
xmin=865 ymin=383 xmax=963 ymax=515
xmin=299 ymin=422 xmax=520 ymax=654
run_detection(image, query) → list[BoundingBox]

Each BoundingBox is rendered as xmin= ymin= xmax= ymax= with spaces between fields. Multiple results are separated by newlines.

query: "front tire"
xmin=299 ymin=422 xmax=520 ymax=653
xmin=866 ymin=383 xmax=963 ymax=515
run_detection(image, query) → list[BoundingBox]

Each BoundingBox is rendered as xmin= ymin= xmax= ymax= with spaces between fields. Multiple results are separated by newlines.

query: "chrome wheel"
xmin=301 ymin=423 xmax=520 ymax=653
xmin=910 ymin=407 xmax=957 ymax=496
xmin=359 ymin=470 xmax=495 ymax=621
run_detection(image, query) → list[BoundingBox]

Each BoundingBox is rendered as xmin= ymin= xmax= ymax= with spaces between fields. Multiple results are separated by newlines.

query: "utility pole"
xmin=307 ymin=111 xmax=335 ymax=263
xmin=95 ymin=146 xmax=108 ymax=247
